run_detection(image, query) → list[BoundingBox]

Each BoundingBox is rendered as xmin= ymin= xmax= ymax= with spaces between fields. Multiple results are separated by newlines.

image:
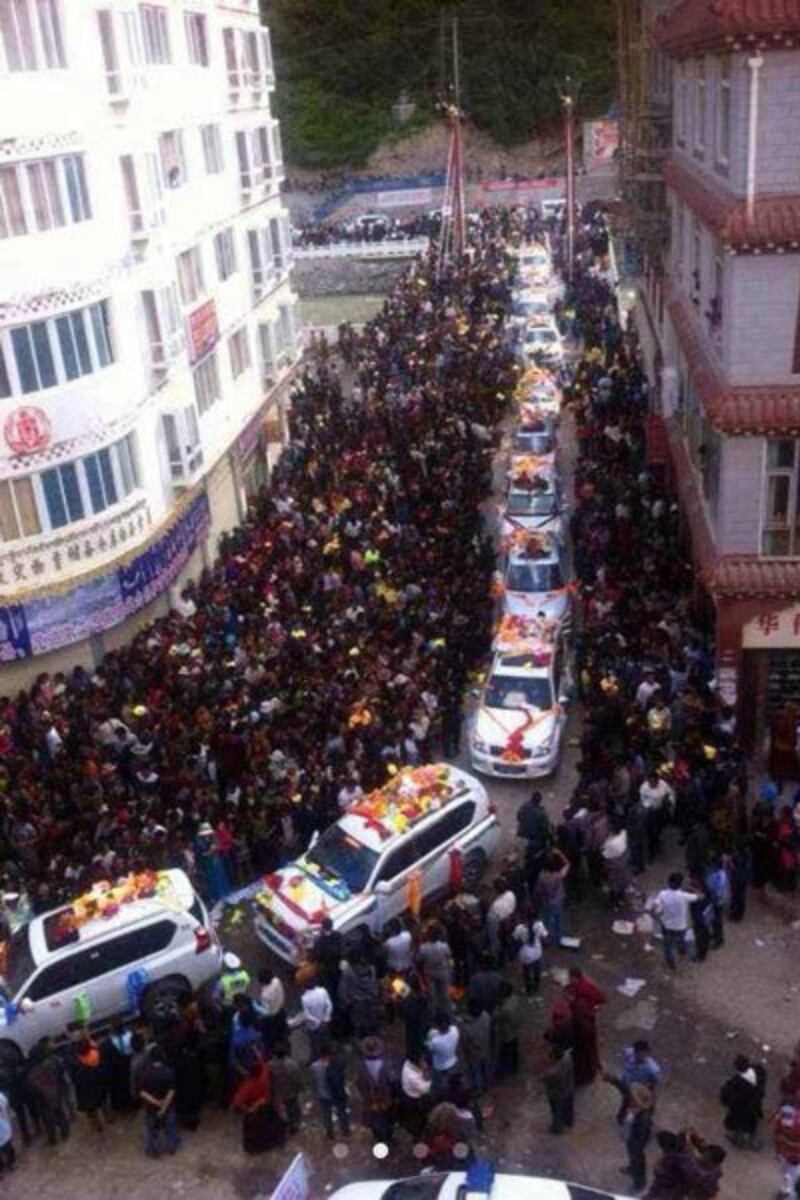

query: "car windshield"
xmin=306 ymin=825 xmax=379 ymax=894
xmin=507 ymin=491 xmax=558 ymax=517
xmin=506 ymin=561 xmax=563 ymax=592
xmin=485 ymin=673 xmax=553 ymax=711
xmin=383 ymin=1177 xmax=449 ymax=1200
xmin=3 ymin=924 xmax=35 ymax=998
xmin=514 ymin=300 xmax=549 ymax=318
xmin=525 ymin=327 xmax=557 ymax=346
xmin=513 ymin=432 xmax=554 ymax=455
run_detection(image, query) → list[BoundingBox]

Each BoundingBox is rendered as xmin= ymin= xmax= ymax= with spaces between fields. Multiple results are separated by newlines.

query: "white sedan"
xmin=329 ymin=1171 xmax=633 ymax=1199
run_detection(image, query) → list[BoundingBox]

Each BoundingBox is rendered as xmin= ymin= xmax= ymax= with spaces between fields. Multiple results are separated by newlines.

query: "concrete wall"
xmin=292 ymin=257 xmax=407 ymax=297
xmin=726 ymin=253 xmax=800 ymax=386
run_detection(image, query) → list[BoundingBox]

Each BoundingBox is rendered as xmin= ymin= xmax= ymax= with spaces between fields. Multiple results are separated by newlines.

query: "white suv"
xmin=0 ymin=868 xmax=222 ymax=1066
xmin=254 ymin=764 xmax=500 ymax=963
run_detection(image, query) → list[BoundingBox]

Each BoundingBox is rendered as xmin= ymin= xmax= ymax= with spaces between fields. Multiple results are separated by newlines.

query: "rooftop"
xmin=655 ymin=0 xmax=800 ymax=55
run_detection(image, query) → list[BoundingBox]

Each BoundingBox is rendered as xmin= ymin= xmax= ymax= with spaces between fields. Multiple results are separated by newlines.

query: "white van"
xmin=0 ymin=869 xmax=222 ymax=1067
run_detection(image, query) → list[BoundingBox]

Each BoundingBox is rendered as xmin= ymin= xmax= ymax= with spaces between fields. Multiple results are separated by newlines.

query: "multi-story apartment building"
xmin=639 ymin=1 xmax=800 ymax=746
xmin=0 ymin=0 xmax=301 ymax=688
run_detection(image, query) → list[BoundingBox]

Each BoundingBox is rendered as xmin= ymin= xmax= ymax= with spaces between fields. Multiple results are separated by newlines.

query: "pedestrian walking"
xmin=25 ymin=1037 xmax=71 ymax=1144
xmin=355 ymin=1035 xmax=397 ymax=1145
xmin=426 ymin=1013 xmax=460 ymax=1094
xmin=310 ymin=1045 xmax=350 ymax=1140
xmin=512 ymin=907 xmax=548 ymax=995
xmin=536 ymin=849 xmax=571 ymax=947
xmin=291 ymin=978 xmax=333 ymax=1060
xmin=494 ymin=980 xmax=522 ymax=1078
xmin=651 ymin=873 xmax=700 ymax=969
xmin=71 ymin=1034 xmax=109 ymax=1133
xmin=619 ymin=1083 xmax=654 ymax=1193
xmin=542 ymin=1042 xmax=575 ymax=1135
xmin=517 ymin=790 xmax=552 ymax=896
xmin=720 ymin=1055 xmax=766 ymax=1148
xmin=459 ymin=999 xmax=491 ymax=1095
xmin=417 ymin=922 xmax=454 ymax=1016
xmin=0 ymin=1087 xmax=16 ymax=1175
xmin=268 ymin=1044 xmax=303 ymax=1135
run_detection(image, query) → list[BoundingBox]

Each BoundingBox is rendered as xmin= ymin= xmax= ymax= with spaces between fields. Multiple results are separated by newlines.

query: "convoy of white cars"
xmin=469 ymin=236 xmax=573 ymax=781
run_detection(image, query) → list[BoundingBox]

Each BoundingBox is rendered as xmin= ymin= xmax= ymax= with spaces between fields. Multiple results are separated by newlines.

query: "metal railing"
xmin=293 ymin=237 xmax=429 ymax=260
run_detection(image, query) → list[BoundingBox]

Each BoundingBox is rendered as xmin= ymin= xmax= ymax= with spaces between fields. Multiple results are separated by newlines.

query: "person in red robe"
xmin=566 ymin=968 xmax=607 ymax=1087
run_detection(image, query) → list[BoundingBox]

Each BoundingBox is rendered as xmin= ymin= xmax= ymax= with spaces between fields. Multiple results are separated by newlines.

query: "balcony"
xmin=0 ymin=494 xmax=150 ymax=592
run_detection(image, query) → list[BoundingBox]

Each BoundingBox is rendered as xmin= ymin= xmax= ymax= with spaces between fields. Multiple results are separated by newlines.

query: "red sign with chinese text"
xmin=4 ymin=406 xmax=52 ymax=456
xmin=187 ymin=300 xmax=219 ymax=364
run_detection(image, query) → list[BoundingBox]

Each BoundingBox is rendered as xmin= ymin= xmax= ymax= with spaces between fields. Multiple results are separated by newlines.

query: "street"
xmin=4 ymin=730 xmax=798 ymax=1200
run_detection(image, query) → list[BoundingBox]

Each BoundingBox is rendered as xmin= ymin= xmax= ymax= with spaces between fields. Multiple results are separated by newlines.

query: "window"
xmin=272 ymin=121 xmax=284 ymax=167
xmin=122 ymin=151 xmax=164 ymax=233
xmin=763 ymin=441 xmax=800 ymax=556
xmin=25 ymin=956 xmax=77 ymax=1002
xmin=176 ymin=245 xmax=205 ymax=305
xmin=36 ymin=434 xmax=139 ymax=531
xmin=158 ymin=129 xmax=186 ymax=189
xmin=214 ymin=227 xmax=237 ymax=281
xmin=235 ymin=130 xmax=252 ymax=193
xmin=141 ymin=284 xmax=182 ymax=364
xmin=4 ymin=301 xmax=113 ymax=396
xmin=695 ymin=59 xmax=706 ymax=153
xmin=200 ymin=123 xmax=224 ymax=174
xmin=162 ymin=406 xmax=202 ymax=480
xmin=222 ymin=26 xmax=239 ymax=90
xmin=691 ymin=217 xmax=702 ymax=302
xmin=242 ymin=29 xmax=259 ymax=84
xmin=184 ymin=10 xmax=207 ymax=65
xmin=247 ymin=227 xmax=274 ymax=298
xmin=193 ymin=352 xmax=220 ymax=415
xmin=676 ymin=62 xmax=688 ymax=147
xmin=252 ymin=127 xmax=270 ymax=186
xmin=0 ymin=344 xmax=10 ymax=398
xmin=0 ymin=166 xmax=27 ymax=237
xmin=269 ymin=216 xmax=284 ymax=271
xmin=0 ymin=154 xmax=90 ymax=239
xmin=376 ymin=841 xmax=417 ymax=883
xmin=258 ymin=322 xmax=275 ymax=386
xmin=228 ymin=327 xmax=250 ymax=379
xmin=717 ymin=56 xmax=731 ymax=166
xmin=0 ymin=477 xmax=41 ymax=540
xmin=139 ymin=3 xmax=170 ymax=64
xmin=414 ymin=803 xmax=476 ymax=859
xmin=277 ymin=303 xmax=293 ymax=356
xmin=0 ymin=0 xmax=65 ymax=71
xmin=260 ymin=27 xmax=272 ymax=78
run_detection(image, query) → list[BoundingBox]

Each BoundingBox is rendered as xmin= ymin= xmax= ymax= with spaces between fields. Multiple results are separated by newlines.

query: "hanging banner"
xmin=0 ymin=493 xmax=211 ymax=660
xmin=187 ymin=300 xmax=219 ymax=364
xmin=584 ymin=119 xmax=619 ymax=170
xmin=117 ymin=492 xmax=211 ymax=612
xmin=270 ymin=1153 xmax=310 ymax=1200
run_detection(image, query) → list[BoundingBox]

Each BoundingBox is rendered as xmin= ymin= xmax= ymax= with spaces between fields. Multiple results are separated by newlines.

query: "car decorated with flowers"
xmin=503 ymin=454 xmax=561 ymax=539
xmin=253 ymin=765 xmax=500 ymax=963
xmin=500 ymin=527 xmax=573 ymax=625
xmin=470 ymin=614 xmax=569 ymax=779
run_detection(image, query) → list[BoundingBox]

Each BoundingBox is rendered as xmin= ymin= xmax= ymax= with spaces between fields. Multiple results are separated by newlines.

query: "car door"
xmin=414 ymin=802 xmax=477 ymax=899
xmin=372 ymin=839 xmax=419 ymax=923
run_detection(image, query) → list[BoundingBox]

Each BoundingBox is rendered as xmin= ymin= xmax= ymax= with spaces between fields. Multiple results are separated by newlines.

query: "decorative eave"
xmin=665 ymin=281 xmax=800 ymax=434
xmin=654 ymin=0 xmax=800 ymax=57
xmin=665 ymin=156 xmax=800 ymax=252
xmin=711 ymin=556 xmax=800 ymax=597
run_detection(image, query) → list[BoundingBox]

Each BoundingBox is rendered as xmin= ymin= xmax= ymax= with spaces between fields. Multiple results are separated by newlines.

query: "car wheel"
xmin=0 ymin=1040 xmax=23 ymax=1073
xmin=140 ymin=977 xmax=191 ymax=1022
xmin=462 ymin=849 xmax=488 ymax=890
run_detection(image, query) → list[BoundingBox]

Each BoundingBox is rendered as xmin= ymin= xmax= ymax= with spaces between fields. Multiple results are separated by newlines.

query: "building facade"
xmin=0 ymin=0 xmax=301 ymax=688
xmin=636 ymin=0 xmax=800 ymax=748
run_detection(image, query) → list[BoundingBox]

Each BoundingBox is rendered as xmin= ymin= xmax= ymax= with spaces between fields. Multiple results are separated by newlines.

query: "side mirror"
xmin=375 ymin=881 xmax=390 ymax=895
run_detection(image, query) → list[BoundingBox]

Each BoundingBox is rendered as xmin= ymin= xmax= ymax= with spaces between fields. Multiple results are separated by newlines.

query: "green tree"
xmin=265 ymin=0 xmax=615 ymax=169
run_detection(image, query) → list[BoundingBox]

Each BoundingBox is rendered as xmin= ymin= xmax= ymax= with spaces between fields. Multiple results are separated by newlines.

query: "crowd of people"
xmin=0 ymin=202 xmax=797 ymax=1198
xmin=292 ymin=210 xmax=439 ymax=247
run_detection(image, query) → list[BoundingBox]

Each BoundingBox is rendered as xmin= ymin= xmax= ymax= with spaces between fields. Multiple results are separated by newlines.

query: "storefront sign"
xmin=742 ymin=604 xmax=800 ymax=649
xmin=234 ymin=407 xmax=266 ymax=464
xmin=4 ymin=406 xmax=52 ymax=456
xmin=270 ymin=1153 xmax=310 ymax=1200
xmin=187 ymin=300 xmax=219 ymax=364
xmin=0 ymin=493 xmax=211 ymax=660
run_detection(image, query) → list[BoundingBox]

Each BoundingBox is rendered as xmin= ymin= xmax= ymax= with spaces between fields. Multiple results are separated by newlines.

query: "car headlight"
xmin=532 ymin=741 xmax=553 ymax=758
xmin=472 ymin=737 xmax=490 ymax=754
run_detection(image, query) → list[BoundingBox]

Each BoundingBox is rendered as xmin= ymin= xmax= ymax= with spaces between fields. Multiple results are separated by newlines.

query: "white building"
xmin=0 ymin=0 xmax=301 ymax=687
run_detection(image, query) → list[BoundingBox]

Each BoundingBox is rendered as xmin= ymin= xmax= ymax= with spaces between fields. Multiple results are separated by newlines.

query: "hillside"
xmin=266 ymin=0 xmax=616 ymax=170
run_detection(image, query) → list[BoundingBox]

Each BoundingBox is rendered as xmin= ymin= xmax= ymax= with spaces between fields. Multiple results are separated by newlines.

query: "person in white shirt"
xmin=401 ymin=1053 xmax=432 ymax=1099
xmin=487 ymin=876 xmax=517 ymax=961
xmin=639 ymin=771 xmax=675 ymax=860
xmin=426 ymin=1015 xmax=460 ymax=1092
xmin=289 ymin=981 xmax=333 ymax=1057
xmin=651 ymin=872 xmax=700 ymax=969
xmin=512 ymin=912 xmax=549 ymax=994
xmin=383 ymin=920 xmax=414 ymax=974
xmin=635 ymin=670 xmax=658 ymax=709
xmin=337 ymin=776 xmax=363 ymax=812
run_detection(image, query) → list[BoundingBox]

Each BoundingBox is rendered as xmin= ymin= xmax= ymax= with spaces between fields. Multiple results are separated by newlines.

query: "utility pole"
xmin=437 ymin=12 xmax=466 ymax=277
xmin=562 ymin=78 xmax=576 ymax=284
xmin=452 ymin=13 xmax=461 ymax=108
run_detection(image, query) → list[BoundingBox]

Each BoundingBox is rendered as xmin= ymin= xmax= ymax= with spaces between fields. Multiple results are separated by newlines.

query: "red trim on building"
xmin=666 ymin=156 xmax=800 ymax=250
xmin=665 ymin=282 xmax=800 ymax=433
xmin=664 ymin=416 xmax=718 ymax=573
xmin=655 ymin=0 xmax=800 ymax=56
xmin=713 ymin=556 xmax=800 ymax=596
